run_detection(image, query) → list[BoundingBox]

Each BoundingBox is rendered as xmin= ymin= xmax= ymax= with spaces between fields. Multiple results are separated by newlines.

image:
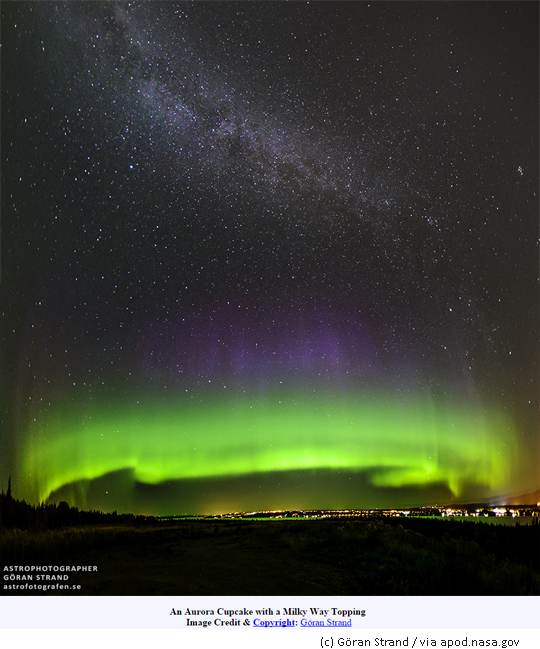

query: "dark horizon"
xmin=38 ymin=472 xmax=540 ymax=517
xmin=3 ymin=483 xmax=539 ymax=523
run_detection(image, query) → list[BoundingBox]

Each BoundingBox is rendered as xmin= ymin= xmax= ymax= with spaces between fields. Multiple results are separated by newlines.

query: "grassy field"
xmin=2 ymin=517 xmax=539 ymax=595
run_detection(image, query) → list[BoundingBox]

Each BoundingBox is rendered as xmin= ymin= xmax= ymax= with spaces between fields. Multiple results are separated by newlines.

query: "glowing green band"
xmin=18 ymin=391 xmax=519 ymax=506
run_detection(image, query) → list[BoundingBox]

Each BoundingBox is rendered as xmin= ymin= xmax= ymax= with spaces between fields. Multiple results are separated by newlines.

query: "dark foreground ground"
xmin=2 ymin=517 xmax=539 ymax=595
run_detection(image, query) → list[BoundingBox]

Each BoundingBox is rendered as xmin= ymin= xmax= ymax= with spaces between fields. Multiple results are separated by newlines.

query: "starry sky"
xmin=1 ymin=1 xmax=538 ymax=515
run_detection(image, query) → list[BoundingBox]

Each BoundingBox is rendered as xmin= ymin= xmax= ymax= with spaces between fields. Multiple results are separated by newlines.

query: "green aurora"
xmin=17 ymin=390 xmax=521 ymax=512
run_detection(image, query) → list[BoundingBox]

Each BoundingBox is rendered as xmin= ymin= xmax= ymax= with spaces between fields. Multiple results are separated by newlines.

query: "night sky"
xmin=1 ymin=1 xmax=538 ymax=515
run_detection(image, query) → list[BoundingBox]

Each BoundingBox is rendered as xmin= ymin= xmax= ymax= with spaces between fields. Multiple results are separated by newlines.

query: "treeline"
xmin=0 ymin=482 xmax=153 ymax=531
